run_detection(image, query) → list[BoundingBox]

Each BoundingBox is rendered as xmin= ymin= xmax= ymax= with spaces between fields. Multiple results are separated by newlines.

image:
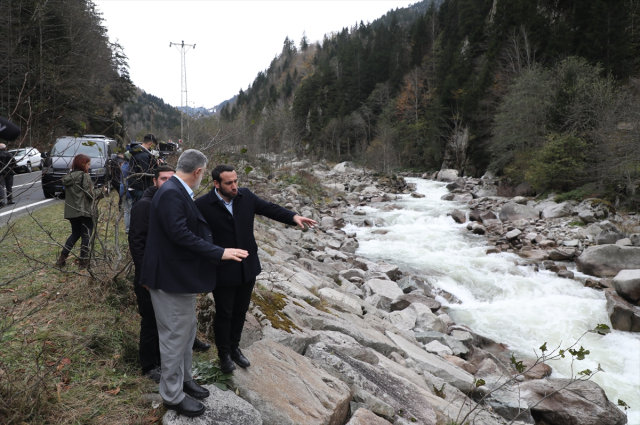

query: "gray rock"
xmin=472 ymin=223 xmax=487 ymax=235
xmin=232 ymin=339 xmax=351 ymax=425
xmin=499 ymin=202 xmax=539 ymax=222
xmin=515 ymin=181 xmax=535 ymax=197
xmin=163 ymin=384 xmax=263 ymax=425
xmin=446 ymin=177 xmax=466 ymax=191
xmin=424 ymin=340 xmax=453 ymax=356
xmin=414 ymin=331 xmax=469 ymax=357
xmin=450 ymin=209 xmax=466 ymax=224
xmin=557 ymin=270 xmax=575 ymax=279
xmin=340 ymin=238 xmax=359 ymax=253
xmin=473 ymin=183 xmax=499 ymax=197
xmin=486 ymin=388 xmax=534 ymax=424
xmin=305 ymin=342 xmax=439 ymax=425
xmin=346 ymin=408 xmax=392 ymax=425
xmin=519 ymin=379 xmax=628 ymax=425
xmin=480 ymin=211 xmax=498 ymax=221
xmin=513 ymin=196 xmax=527 ymax=205
xmin=612 ymin=269 xmax=640 ymax=303
xmin=596 ymin=229 xmax=624 ymax=245
xmin=616 ymin=238 xmax=633 ymax=246
xmin=410 ymin=192 xmax=425 ymax=198
xmin=542 ymin=201 xmax=574 ymax=218
xmin=362 ymin=279 xmax=403 ymax=311
xmin=576 ymin=245 xmax=640 ymax=277
xmin=437 ymin=169 xmax=459 ymax=182
xmin=505 ymin=229 xmax=522 ymax=240
xmin=390 ymin=293 xmax=441 ymax=312
xmin=408 ymin=303 xmax=448 ymax=333
xmin=339 ymin=268 xmax=366 ymax=281
xmin=548 ymin=248 xmax=576 ymax=261
xmin=396 ymin=275 xmax=432 ymax=295
xmin=384 ymin=332 xmax=477 ymax=394
xmin=606 ymin=291 xmax=640 ymax=332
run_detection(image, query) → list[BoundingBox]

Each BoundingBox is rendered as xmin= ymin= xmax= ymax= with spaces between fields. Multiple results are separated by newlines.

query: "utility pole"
xmin=169 ymin=40 xmax=196 ymax=144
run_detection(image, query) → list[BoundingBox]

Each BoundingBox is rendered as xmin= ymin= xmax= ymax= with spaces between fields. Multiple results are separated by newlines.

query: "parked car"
xmin=8 ymin=147 xmax=43 ymax=173
xmin=41 ymin=135 xmax=117 ymax=199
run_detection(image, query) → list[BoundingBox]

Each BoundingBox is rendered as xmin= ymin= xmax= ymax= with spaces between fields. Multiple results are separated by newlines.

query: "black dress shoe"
xmin=6 ymin=201 xmax=15 ymax=205
xmin=164 ymin=396 xmax=205 ymax=417
xmin=219 ymin=353 xmax=236 ymax=373
xmin=183 ymin=380 xmax=210 ymax=399
xmin=192 ymin=338 xmax=211 ymax=352
xmin=231 ymin=348 xmax=251 ymax=368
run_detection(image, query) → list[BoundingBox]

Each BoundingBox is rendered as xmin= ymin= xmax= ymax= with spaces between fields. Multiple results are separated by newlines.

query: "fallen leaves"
xmin=105 ymin=386 xmax=120 ymax=395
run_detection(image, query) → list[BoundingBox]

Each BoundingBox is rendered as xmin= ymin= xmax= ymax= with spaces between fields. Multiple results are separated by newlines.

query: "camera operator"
xmin=128 ymin=134 xmax=164 ymax=204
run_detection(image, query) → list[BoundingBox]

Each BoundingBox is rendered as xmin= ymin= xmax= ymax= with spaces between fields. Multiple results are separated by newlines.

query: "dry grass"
xmin=0 ymin=200 xmax=216 ymax=424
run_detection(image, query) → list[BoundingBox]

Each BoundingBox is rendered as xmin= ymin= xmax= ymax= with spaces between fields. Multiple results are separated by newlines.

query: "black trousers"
xmin=62 ymin=216 xmax=93 ymax=258
xmin=3 ymin=174 xmax=13 ymax=202
xmin=133 ymin=281 xmax=161 ymax=373
xmin=212 ymin=278 xmax=256 ymax=356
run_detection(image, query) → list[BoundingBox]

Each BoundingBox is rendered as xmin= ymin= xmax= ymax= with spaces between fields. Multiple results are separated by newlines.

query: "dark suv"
xmin=41 ymin=135 xmax=116 ymax=198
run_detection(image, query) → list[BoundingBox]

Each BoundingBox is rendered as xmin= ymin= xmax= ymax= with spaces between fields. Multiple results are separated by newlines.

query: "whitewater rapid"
xmin=346 ymin=178 xmax=640 ymax=424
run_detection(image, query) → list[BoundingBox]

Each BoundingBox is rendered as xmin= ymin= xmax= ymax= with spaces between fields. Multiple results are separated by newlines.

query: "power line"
xmin=169 ymin=40 xmax=196 ymax=144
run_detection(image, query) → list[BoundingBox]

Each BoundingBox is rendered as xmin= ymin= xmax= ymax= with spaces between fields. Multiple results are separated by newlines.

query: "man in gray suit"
xmin=140 ymin=149 xmax=248 ymax=417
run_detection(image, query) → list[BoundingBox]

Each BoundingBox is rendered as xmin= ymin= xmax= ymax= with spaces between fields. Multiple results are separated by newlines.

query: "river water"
xmin=346 ymin=178 xmax=640 ymax=424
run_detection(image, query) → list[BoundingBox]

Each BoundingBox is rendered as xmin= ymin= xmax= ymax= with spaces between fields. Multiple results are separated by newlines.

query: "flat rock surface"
xmin=346 ymin=408 xmax=392 ymax=425
xmin=232 ymin=339 xmax=351 ymax=425
xmin=162 ymin=384 xmax=262 ymax=425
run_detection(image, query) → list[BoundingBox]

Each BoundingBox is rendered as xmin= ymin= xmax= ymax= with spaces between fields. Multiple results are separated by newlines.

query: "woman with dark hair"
xmin=56 ymin=154 xmax=104 ymax=268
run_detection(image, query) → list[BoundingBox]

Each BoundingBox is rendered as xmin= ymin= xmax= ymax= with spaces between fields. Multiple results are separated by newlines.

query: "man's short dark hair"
xmin=143 ymin=133 xmax=158 ymax=143
xmin=211 ymin=164 xmax=236 ymax=182
xmin=154 ymin=165 xmax=175 ymax=180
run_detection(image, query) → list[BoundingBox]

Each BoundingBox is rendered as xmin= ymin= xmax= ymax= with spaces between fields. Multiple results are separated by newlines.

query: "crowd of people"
xmin=57 ymin=135 xmax=317 ymax=417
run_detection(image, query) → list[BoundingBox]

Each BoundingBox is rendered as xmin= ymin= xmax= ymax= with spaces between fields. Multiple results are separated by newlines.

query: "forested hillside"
xmin=0 ymin=0 xmax=133 ymax=148
xmin=122 ymin=89 xmax=181 ymax=142
xmin=220 ymin=0 xmax=640 ymax=203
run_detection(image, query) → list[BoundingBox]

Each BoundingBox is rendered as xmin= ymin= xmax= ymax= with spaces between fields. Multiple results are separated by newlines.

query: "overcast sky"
xmin=95 ymin=1 xmax=415 ymax=109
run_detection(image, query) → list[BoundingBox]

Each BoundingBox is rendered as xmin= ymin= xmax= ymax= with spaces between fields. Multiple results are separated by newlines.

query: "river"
xmin=345 ymin=177 xmax=640 ymax=424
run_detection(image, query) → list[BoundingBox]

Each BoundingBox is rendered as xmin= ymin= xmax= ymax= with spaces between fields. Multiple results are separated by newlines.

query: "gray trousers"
xmin=149 ymin=288 xmax=197 ymax=405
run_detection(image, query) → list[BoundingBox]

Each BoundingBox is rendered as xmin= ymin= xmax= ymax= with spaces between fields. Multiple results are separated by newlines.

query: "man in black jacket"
xmin=128 ymin=165 xmax=210 ymax=384
xmin=129 ymin=134 xmax=162 ymax=204
xmin=140 ymin=150 xmax=248 ymax=417
xmin=194 ymin=164 xmax=317 ymax=373
xmin=0 ymin=143 xmax=17 ymax=205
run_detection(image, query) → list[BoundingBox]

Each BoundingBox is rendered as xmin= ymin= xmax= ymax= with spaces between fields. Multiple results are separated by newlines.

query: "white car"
xmin=8 ymin=147 xmax=43 ymax=173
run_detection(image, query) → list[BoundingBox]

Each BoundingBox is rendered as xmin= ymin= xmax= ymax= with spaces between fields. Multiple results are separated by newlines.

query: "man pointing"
xmin=140 ymin=151 xmax=248 ymax=417
xmin=195 ymin=164 xmax=317 ymax=373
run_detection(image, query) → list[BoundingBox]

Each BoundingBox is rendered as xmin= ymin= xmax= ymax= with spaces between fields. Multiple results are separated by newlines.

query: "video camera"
xmin=0 ymin=117 xmax=20 ymax=141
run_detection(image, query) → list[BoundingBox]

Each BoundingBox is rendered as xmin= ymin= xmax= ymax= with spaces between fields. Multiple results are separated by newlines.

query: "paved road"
xmin=0 ymin=170 xmax=61 ymax=226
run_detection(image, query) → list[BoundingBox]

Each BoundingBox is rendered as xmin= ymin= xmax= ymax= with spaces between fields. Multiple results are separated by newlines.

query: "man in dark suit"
xmin=195 ymin=164 xmax=317 ymax=373
xmin=140 ymin=150 xmax=248 ymax=418
xmin=128 ymin=165 xmax=211 ymax=384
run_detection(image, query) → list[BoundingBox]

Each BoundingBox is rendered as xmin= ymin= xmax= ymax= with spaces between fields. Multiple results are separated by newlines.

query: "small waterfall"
xmin=346 ymin=178 xmax=640 ymax=424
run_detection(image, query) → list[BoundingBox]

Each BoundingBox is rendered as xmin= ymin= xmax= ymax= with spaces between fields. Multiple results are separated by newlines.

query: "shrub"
xmin=525 ymin=133 xmax=587 ymax=193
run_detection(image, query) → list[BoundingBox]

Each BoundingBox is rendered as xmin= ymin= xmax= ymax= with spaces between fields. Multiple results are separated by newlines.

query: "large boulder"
xmin=542 ymin=201 xmax=574 ymax=219
xmin=305 ymin=342 xmax=440 ymax=425
xmin=472 ymin=183 xmax=498 ymax=197
xmin=363 ymin=279 xmax=404 ymax=311
xmin=437 ymin=169 xmax=459 ymax=182
xmin=596 ymin=229 xmax=624 ymax=245
xmin=446 ymin=177 xmax=466 ymax=191
xmin=499 ymin=202 xmax=540 ymax=222
xmin=606 ymin=291 xmax=640 ymax=332
xmin=519 ymin=379 xmax=628 ymax=425
xmin=450 ymin=209 xmax=466 ymax=224
xmin=515 ymin=181 xmax=535 ymax=197
xmin=232 ymin=339 xmax=352 ymax=425
xmin=163 ymin=384 xmax=263 ymax=425
xmin=576 ymin=245 xmax=640 ymax=277
xmin=390 ymin=293 xmax=441 ymax=312
xmin=612 ymin=269 xmax=640 ymax=303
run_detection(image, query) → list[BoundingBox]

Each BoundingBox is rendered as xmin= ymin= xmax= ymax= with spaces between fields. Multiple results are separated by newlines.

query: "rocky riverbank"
xmin=164 ymin=162 xmax=628 ymax=425
xmin=433 ymin=169 xmax=640 ymax=335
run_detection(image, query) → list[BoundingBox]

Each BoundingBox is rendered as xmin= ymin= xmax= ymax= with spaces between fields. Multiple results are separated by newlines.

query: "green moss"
xmin=251 ymin=291 xmax=301 ymax=333
xmin=568 ymin=221 xmax=586 ymax=227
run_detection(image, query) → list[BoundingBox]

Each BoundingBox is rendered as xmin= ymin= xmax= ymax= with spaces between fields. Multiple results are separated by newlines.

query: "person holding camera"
xmin=129 ymin=134 xmax=163 ymax=205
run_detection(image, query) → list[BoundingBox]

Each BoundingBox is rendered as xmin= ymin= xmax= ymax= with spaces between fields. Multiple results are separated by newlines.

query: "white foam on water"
xmin=347 ymin=178 xmax=640 ymax=423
